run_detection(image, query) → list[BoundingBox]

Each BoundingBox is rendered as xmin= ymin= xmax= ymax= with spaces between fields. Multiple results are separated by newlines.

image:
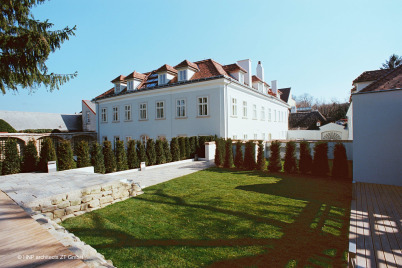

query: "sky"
xmin=1 ymin=0 xmax=401 ymax=114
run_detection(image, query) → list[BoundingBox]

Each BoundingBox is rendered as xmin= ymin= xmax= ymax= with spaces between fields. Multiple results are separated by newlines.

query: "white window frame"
xmin=233 ymin=135 xmax=237 ymax=140
xmin=231 ymin=98 xmax=237 ymax=117
xmin=239 ymin=72 xmax=245 ymax=84
xmin=268 ymin=108 xmax=272 ymax=122
xmin=254 ymin=134 xmax=258 ymax=140
xmin=140 ymin=135 xmax=148 ymax=144
xmin=139 ymin=103 xmax=147 ymax=120
xmin=176 ymin=99 xmax=186 ymax=118
xmin=261 ymin=107 xmax=266 ymax=121
xmin=86 ymin=111 xmax=90 ymax=124
xmin=124 ymin=105 xmax=132 ymax=121
xmin=115 ymin=84 xmax=120 ymax=93
xmin=253 ymin=104 xmax=257 ymax=119
xmin=127 ymin=80 xmax=134 ymax=90
xmin=242 ymin=101 xmax=248 ymax=118
xmin=258 ymin=82 xmax=262 ymax=92
xmin=112 ymin=106 xmax=119 ymax=122
xmin=158 ymin=74 xmax=167 ymax=85
xmin=262 ymin=133 xmax=265 ymax=140
xmin=178 ymin=70 xmax=187 ymax=81
xmin=156 ymin=101 xmax=165 ymax=119
xmin=101 ymin=108 xmax=108 ymax=123
xmin=243 ymin=134 xmax=248 ymax=140
xmin=197 ymin=96 xmax=209 ymax=116
xmin=274 ymin=109 xmax=277 ymax=122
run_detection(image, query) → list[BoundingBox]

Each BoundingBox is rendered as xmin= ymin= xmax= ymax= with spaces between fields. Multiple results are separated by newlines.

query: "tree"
xmin=2 ymin=139 xmax=20 ymax=174
xmin=56 ymin=140 xmax=74 ymax=171
xmin=223 ymin=139 xmax=234 ymax=168
xmin=312 ymin=142 xmax=329 ymax=176
xmin=332 ymin=143 xmax=349 ymax=179
xmin=214 ymin=138 xmax=225 ymax=167
xmin=103 ymin=141 xmax=116 ymax=173
xmin=185 ymin=137 xmax=191 ymax=159
xmin=381 ymin=54 xmax=402 ymax=70
xmin=127 ymin=140 xmax=139 ymax=169
xmin=268 ymin=140 xmax=282 ymax=172
xmin=295 ymin=93 xmax=314 ymax=108
xmin=256 ymin=141 xmax=265 ymax=171
xmin=38 ymin=137 xmax=56 ymax=172
xmin=243 ymin=140 xmax=256 ymax=170
xmin=90 ymin=142 xmax=105 ymax=174
xmin=115 ymin=140 xmax=128 ymax=171
xmin=75 ymin=141 xmax=90 ymax=168
xmin=163 ymin=140 xmax=172 ymax=163
xmin=155 ymin=139 xmax=166 ymax=165
xmin=299 ymin=141 xmax=312 ymax=174
xmin=170 ymin=137 xmax=180 ymax=161
xmin=284 ymin=141 xmax=298 ymax=173
xmin=189 ymin=136 xmax=196 ymax=158
xmin=136 ymin=140 xmax=148 ymax=165
xmin=146 ymin=138 xmax=156 ymax=166
xmin=0 ymin=119 xmax=17 ymax=133
xmin=234 ymin=141 xmax=244 ymax=169
xmin=0 ymin=0 xmax=77 ymax=94
xmin=179 ymin=137 xmax=186 ymax=160
xmin=22 ymin=139 xmax=38 ymax=172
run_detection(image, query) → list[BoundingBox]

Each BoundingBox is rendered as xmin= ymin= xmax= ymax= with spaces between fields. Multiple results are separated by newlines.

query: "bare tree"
xmin=295 ymin=93 xmax=314 ymax=108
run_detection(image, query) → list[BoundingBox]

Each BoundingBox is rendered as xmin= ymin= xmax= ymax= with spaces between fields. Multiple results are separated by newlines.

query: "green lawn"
xmin=62 ymin=168 xmax=352 ymax=267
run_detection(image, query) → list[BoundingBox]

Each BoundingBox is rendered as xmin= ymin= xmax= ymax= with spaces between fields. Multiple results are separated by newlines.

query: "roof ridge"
xmin=359 ymin=65 xmax=402 ymax=92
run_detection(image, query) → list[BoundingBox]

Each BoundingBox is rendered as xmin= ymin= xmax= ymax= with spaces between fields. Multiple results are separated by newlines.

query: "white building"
xmin=93 ymin=59 xmax=290 ymax=146
xmin=82 ymin=100 xmax=96 ymax=132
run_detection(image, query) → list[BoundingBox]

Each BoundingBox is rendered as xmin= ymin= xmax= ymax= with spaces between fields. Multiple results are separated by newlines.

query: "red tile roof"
xmin=252 ymin=75 xmax=263 ymax=83
xmin=110 ymin=75 xmax=125 ymax=83
xmin=223 ymin=63 xmax=247 ymax=74
xmin=174 ymin=60 xmax=199 ymax=71
xmin=125 ymin=71 xmax=146 ymax=80
xmin=353 ymin=69 xmax=391 ymax=84
xmin=156 ymin=64 xmax=178 ymax=74
xmin=359 ymin=65 xmax=402 ymax=92
xmin=95 ymin=87 xmax=114 ymax=99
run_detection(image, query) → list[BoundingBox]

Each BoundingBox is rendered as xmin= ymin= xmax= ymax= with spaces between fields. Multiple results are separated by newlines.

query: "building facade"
xmin=93 ymin=59 xmax=290 ymax=146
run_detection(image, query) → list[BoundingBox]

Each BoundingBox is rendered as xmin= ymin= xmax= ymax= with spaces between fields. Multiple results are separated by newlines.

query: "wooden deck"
xmin=349 ymin=182 xmax=402 ymax=268
xmin=0 ymin=191 xmax=88 ymax=268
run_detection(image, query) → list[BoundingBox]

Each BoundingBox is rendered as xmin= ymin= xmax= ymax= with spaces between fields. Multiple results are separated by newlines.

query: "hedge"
xmin=115 ymin=140 xmax=128 ymax=171
xmin=179 ymin=137 xmax=186 ymax=160
xmin=163 ymin=140 xmax=172 ymax=163
xmin=214 ymin=138 xmax=225 ymax=167
xmin=76 ymin=141 xmax=91 ymax=168
xmin=137 ymin=140 xmax=148 ymax=165
xmin=146 ymin=139 xmax=156 ymax=166
xmin=332 ymin=143 xmax=349 ymax=179
xmin=0 ymin=119 xmax=17 ymax=133
xmin=38 ymin=137 xmax=57 ymax=172
xmin=155 ymin=139 xmax=166 ymax=165
xmin=223 ymin=139 xmax=234 ymax=168
xmin=243 ymin=140 xmax=256 ymax=170
xmin=284 ymin=141 xmax=297 ymax=173
xmin=103 ymin=141 xmax=116 ymax=173
xmin=171 ymin=137 xmax=180 ymax=161
xmin=256 ymin=140 xmax=265 ymax=171
xmin=312 ymin=142 xmax=329 ymax=176
xmin=90 ymin=142 xmax=105 ymax=174
xmin=57 ymin=140 xmax=74 ymax=171
xmin=268 ymin=140 xmax=282 ymax=172
xmin=234 ymin=141 xmax=244 ymax=169
xmin=299 ymin=141 xmax=312 ymax=174
xmin=127 ymin=140 xmax=139 ymax=169
xmin=2 ymin=139 xmax=20 ymax=175
xmin=22 ymin=139 xmax=38 ymax=172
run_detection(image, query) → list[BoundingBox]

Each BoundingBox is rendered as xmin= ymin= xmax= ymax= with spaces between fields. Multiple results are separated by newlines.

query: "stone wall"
xmin=28 ymin=180 xmax=143 ymax=223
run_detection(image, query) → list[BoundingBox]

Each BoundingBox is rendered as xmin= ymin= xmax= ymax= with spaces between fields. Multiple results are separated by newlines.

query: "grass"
xmin=62 ymin=168 xmax=352 ymax=267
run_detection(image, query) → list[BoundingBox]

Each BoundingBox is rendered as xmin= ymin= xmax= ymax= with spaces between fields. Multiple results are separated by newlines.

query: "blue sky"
xmin=1 ymin=0 xmax=401 ymax=114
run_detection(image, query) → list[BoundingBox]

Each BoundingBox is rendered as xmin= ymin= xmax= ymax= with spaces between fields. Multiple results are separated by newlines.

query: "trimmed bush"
xmin=22 ymin=139 xmax=38 ymax=172
xmin=312 ymin=142 xmax=330 ymax=176
xmin=127 ymin=140 xmax=139 ymax=169
xmin=256 ymin=140 xmax=265 ymax=171
xmin=185 ymin=137 xmax=191 ymax=159
xmin=146 ymin=139 xmax=156 ymax=166
xmin=136 ymin=141 xmax=148 ymax=166
xmin=2 ymin=139 xmax=20 ymax=175
xmin=268 ymin=140 xmax=282 ymax=172
xmin=223 ymin=139 xmax=234 ymax=168
xmin=243 ymin=140 xmax=256 ymax=170
xmin=178 ymin=137 xmax=186 ymax=160
xmin=115 ymin=140 xmax=128 ymax=171
xmin=332 ymin=143 xmax=349 ymax=179
xmin=189 ymin=136 xmax=196 ymax=158
xmin=90 ymin=142 xmax=105 ymax=174
xmin=197 ymin=135 xmax=214 ymax=158
xmin=171 ymin=137 xmax=180 ymax=161
xmin=76 ymin=141 xmax=91 ymax=168
xmin=38 ymin=137 xmax=56 ymax=172
xmin=284 ymin=141 xmax=298 ymax=173
xmin=299 ymin=141 xmax=312 ymax=174
xmin=0 ymin=161 xmax=2 ymax=176
xmin=103 ymin=141 xmax=116 ymax=173
xmin=214 ymin=138 xmax=225 ymax=167
xmin=234 ymin=141 xmax=244 ymax=169
xmin=163 ymin=140 xmax=172 ymax=163
xmin=155 ymin=139 xmax=166 ymax=165
xmin=0 ymin=119 xmax=17 ymax=133
xmin=57 ymin=140 xmax=74 ymax=171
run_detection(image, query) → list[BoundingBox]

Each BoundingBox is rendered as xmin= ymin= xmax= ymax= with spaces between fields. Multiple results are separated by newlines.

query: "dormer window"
xmin=158 ymin=74 xmax=167 ymax=85
xmin=115 ymin=84 xmax=120 ymax=93
xmin=257 ymin=82 xmax=262 ymax=92
xmin=178 ymin=70 xmax=188 ymax=81
xmin=239 ymin=72 xmax=245 ymax=84
xmin=127 ymin=80 xmax=134 ymax=90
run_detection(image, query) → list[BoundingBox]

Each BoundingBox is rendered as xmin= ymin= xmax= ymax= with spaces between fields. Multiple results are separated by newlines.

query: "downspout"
xmin=96 ymin=101 xmax=100 ymax=142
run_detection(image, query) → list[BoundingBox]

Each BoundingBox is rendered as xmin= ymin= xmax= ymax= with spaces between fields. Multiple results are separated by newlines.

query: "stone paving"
xmin=0 ymin=160 xmax=213 ymax=208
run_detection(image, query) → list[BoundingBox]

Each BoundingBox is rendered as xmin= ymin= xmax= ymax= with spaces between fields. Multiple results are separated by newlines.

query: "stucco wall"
xmin=352 ymin=89 xmax=402 ymax=186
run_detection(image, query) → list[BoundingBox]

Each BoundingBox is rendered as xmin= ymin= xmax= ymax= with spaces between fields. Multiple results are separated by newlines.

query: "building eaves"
xmin=358 ymin=65 xmax=402 ymax=93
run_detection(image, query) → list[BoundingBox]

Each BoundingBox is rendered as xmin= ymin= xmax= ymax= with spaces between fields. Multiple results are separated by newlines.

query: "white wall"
xmin=355 ymin=81 xmax=373 ymax=92
xmin=82 ymin=101 xmax=96 ymax=132
xmin=353 ymin=89 xmax=402 ymax=186
xmin=287 ymin=123 xmax=348 ymax=141
xmin=346 ymin=102 xmax=353 ymax=140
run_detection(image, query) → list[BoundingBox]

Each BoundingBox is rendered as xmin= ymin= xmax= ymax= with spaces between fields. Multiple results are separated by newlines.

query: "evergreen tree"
xmin=268 ymin=140 xmax=282 ymax=172
xmin=171 ymin=137 xmax=180 ymax=161
xmin=299 ymin=141 xmax=312 ymax=174
xmin=194 ymin=136 xmax=200 ymax=157
xmin=103 ymin=141 xmax=116 ymax=173
xmin=127 ymin=140 xmax=139 ymax=169
xmin=197 ymin=136 xmax=207 ymax=157
xmin=90 ymin=142 xmax=105 ymax=174
xmin=75 ymin=140 xmax=90 ymax=168
xmin=146 ymin=138 xmax=156 ymax=166
xmin=214 ymin=138 xmax=224 ymax=167
xmin=0 ymin=161 xmax=2 ymax=176
xmin=22 ymin=139 xmax=38 ymax=172
xmin=312 ymin=142 xmax=330 ymax=176
xmin=185 ymin=137 xmax=191 ymax=159
xmin=38 ymin=137 xmax=56 ymax=172
xmin=243 ymin=140 xmax=256 ymax=170
xmin=332 ymin=143 xmax=349 ymax=179
xmin=155 ymin=139 xmax=166 ymax=165
xmin=178 ymin=137 xmax=186 ymax=160
xmin=284 ymin=141 xmax=298 ymax=173
xmin=115 ymin=140 xmax=128 ymax=171
xmin=0 ymin=119 xmax=17 ymax=133
xmin=256 ymin=140 xmax=265 ymax=171
xmin=223 ymin=139 xmax=234 ymax=168
xmin=2 ymin=139 xmax=20 ymax=174
xmin=163 ymin=139 xmax=172 ymax=163
xmin=189 ymin=136 xmax=196 ymax=158
xmin=137 ymin=140 xmax=148 ymax=165
xmin=234 ymin=141 xmax=244 ymax=169
xmin=56 ymin=140 xmax=74 ymax=171
xmin=0 ymin=0 xmax=77 ymax=94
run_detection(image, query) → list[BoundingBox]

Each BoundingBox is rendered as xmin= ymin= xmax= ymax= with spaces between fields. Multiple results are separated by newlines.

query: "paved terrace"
xmin=349 ymin=182 xmax=402 ymax=267
xmin=0 ymin=160 xmax=213 ymax=208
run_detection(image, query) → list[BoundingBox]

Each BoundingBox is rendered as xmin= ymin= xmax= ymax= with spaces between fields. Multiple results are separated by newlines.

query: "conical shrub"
xmin=137 ymin=140 xmax=148 ymax=165
xmin=214 ymin=138 xmax=225 ymax=167
xmin=103 ymin=141 xmax=116 ymax=173
xmin=115 ymin=140 xmax=128 ymax=171
xmin=179 ymin=137 xmax=186 ymax=160
xmin=243 ymin=140 xmax=256 ymax=170
xmin=76 ymin=141 xmax=91 ymax=168
xmin=268 ymin=140 xmax=282 ymax=172
xmin=90 ymin=142 xmax=105 ymax=174
xmin=171 ymin=137 xmax=180 ymax=161
xmin=332 ymin=143 xmax=349 ymax=179
xmin=2 ymin=139 xmax=20 ymax=175
xmin=234 ymin=141 xmax=244 ymax=169
xmin=22 ymin=139 xmax=38 ymax=172
xmin=312 ymin=142 xmax=329 ymax=176
xmin=256 ymin=140 xmax=265 ymax=171
xmin=299 ymin=141 xmax=312 ymax=174
xmin=57 ymin=140 xmax=74 ymax=171
xmin=155 ymin=139 xmax=166 ymax=165
xmin=127 ymin=140 xmax=139 ymax=169
xmin=284 ymin=141 xmax=297 ymax=173
xmin=189 ymin=136 xmax=196 ymax=158
xmin=38 ymin=137 xmax=56 ymax=172
xmin=163 ymin=139 xmax=172 ymax=163
xmin=223 ymin=139 xmax=234 ymax=168
xmin=146 ymin=138 xmax=156 ymax=166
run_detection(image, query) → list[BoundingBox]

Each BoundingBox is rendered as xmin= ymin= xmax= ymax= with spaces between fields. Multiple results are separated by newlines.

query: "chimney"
xmin=271 ymin=80 xmax=277 ymax=96
xmin=237 ymin=59 xmax=252 ymax=86
xmin=256 ymin=61 xmax=264 ymax=81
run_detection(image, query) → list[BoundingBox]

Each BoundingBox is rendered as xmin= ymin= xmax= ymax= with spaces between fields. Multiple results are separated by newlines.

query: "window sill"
xmin=139 ymin=119 xmax=148 ymax=121
xmin=175 ymin=117 xmax=188 ymax=119
xmin=197 ymin=115 xmax=210 ymax=118
xmin=231 ymin=115 xmax=238 ymax=118
xmin=101 ymin=121 xmax=108 ymax=124
xmin=155 ymin=118 xmax=166 ymax=120
xmin=242 ymin=117 xmax=248 ymax=119
xmin=112 ymin=121 xmax=120 ymax=123
xmin=124 ymin=120 xmax=133 ymax=122
xmin=252 ymin=118 xmax=257 ymax=120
